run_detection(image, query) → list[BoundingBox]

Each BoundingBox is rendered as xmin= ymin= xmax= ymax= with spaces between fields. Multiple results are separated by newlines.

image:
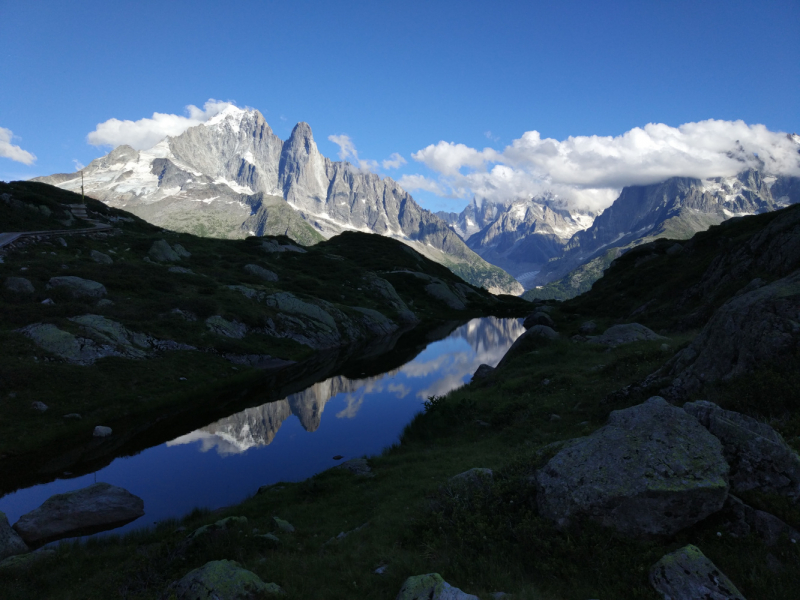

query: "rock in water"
xmin=0 ymin=511 xmax=28 ymax=561
xmin=649 ymin=545 xmax=746 ymax=600
xmin=172 ymin=560 xmax=284 ymax=599
xmin=536 ymin=397 xmax=729 ymax=538
xmin=47 ymin=276 xmax=107 ymax=299
xmin=12 ymin=482 xmax=144 ymax=546
xmin=684 ymin=400 xmax=800 ymax=502
xmin=396 ymin=573 xmax=478 ymax=600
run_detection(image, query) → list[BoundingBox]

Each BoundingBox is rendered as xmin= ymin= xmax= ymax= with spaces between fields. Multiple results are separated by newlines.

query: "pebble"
xmin=31 ymin=401 xmax=48 ymax=412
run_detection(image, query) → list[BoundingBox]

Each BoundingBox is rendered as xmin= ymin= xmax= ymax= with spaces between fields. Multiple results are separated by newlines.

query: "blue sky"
xmin=2 ymin=0 xmax=798 ymax=211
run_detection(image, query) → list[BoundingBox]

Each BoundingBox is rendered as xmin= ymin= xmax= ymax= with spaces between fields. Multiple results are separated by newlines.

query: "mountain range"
xmin=34 ymin=106 xmax=522 ymax=295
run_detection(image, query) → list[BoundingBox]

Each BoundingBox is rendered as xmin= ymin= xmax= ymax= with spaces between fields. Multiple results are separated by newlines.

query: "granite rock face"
xmin=684 ymin=400 xmax=800 ymax=502
xmin=536 ymin=397 xmax=729 ymax=538
xmin=172 ymin=560 xmax=284 ymax=599
xmin=12 ymin=483 xmax=144 ymax=546
xmin=649 ymin=545 xmax=746 ymax=600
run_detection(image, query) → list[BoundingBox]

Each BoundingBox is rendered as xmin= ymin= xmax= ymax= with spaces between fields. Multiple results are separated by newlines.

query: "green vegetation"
xmin=1 ymin=185 xmax=798 ymax=598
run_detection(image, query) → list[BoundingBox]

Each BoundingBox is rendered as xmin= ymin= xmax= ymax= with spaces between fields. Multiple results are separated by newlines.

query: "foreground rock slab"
xmin=0 ymin=511 xmax=28 ymax=561
xmin=173 ymin=559 xmax=284 ymax=599
xmin=396 ymin=573 xmax=478 ymax=600
xmin=650 ymin=544 xmax=746 ymax=600
xmin=12 ymin=482 xmax=144 ymax=546
xmin=684 ymin=400 xmax=800 ymax=502
xmin=536 ymin=397 xmax=729 ymax=538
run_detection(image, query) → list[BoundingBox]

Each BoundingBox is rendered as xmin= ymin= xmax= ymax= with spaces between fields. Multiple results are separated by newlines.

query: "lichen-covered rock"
xmin=424 ymin=282 xmax=467 ymax=310
xmin=4 ymin=276 xmax=34 ymax=294
xmin=148 ymin=239 xmax=181 ymax=262
xmin=244 ymin=263 xmax=278 ymax=282
xmin=0 ymin=511 xmax=28 ymax=561
xmin=649 ymin=545 xmax=745 ymax=600
xmin=664 ymin=271 xmax=800 ymax=397
xmin=396 ymin=573 xmax=478 ymax=600
xmin=12 ymin=483 xmax=144 ymax=546
xmin=90 ymin=249 xmax=113 ymax=264
xmin=536 ymin=397 xmax=729 ymax=538
xmin=47 ymin=276 xmax=107 ymax=299
xmin=173 ymin=560 xmax=284 ymax=599
xmin=684 ymin=400 xmax=800 ymax=502
xmin=587 ymin=323 xmax=665 ymax=347
xmin=205 ymin=316 xmax=248 ymax=339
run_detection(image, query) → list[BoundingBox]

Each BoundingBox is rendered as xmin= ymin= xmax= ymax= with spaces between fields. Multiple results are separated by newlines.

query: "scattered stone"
xmin=449 ymin=468 xmax=493 ymax=489
xmin=171 ymin=308 xmax=198 ymax=321
xmin=31 ymin=401 xmax=48 ymax=412
xmin=205 ymin=315 xmax=247 ymax=339
xmin=549 ymin=414 xmax=561 ymax=422
xmin=93 ymin=426 xmax=112 ymax=437
xmin=12 ymin=482 xmax=144 ymax=546
xmin=395 ymin=573 xmax=478 ymax=600
xmin=173 ymin=244 xmax=191 ymax=258
xmin=255 ymin=533 xmax=280 ymax=546
xmin=47 ymin=276 xmax=107 ymax=299
xmin=148 ymin=240 xmax=181 ymax=262
xmin=337 ymin=458 xmax=373 ymax=477
xmin=244 ymin=264 xmax=279 ymax=282
xmin=587 ymin=323 xmax=666 ymax=347
xmin=660 ymin=343 xmax=670 ymax=351
xmin=578 ymin=320 xmax=597 ymax=335
xmin=63 ymin=413 xmax=82 ymax=420
xmin=472 ymin=364 xmax=494 ymax=381
xmin=0 ymin=511 xmax=28 ymax=561
xmin=684 ymin=400 xmax=800 ymax=502
xmin=57 ymin=237 xmax=67 ymax=247
xmin=325 ymin=522 xmax=369 ymax=545
xmin=536 ymin=397 xmax=729 ymax=538
xmin=649 ymin=544 xmax=745 ymax=600
xmin=96 ymin=298 xmax=114 ymax=307
xmin=524 ymin=325 xmax=559 ymax=341
xmin=41 ymin=298 xmax=54 ymax=305
xmin=172 ymin=560 xmax=284 ymax=599
xmin=273 ymin=517 xmax=294 ymax=533
xmin=542 ymin=379 xmax=550 ymax=385
xmin=4 ymin=277 xmax=34 ymax=294
xmin=189 ymin=516 xmax=247 ymax=539
xmin=261 ymin=240 xmax=306 ymax=253
xmin=90 ymin=250 xmax=113 ymax=264
xmin=374 ymin=565 xmax=388 ymax=575
xmin=168 ymin=266 xmax=194 ymax=275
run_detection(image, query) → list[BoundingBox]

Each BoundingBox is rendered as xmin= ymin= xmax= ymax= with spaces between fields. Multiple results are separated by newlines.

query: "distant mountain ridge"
xmin=34 ymin=106 xmax=522 ymax=295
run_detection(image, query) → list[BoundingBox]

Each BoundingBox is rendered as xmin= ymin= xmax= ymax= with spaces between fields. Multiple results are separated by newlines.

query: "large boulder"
xmin=523 ymin=311 xmax=555 ymax=329
xmin=12 ymin=483 xmax=144 ymax=546
xmin=47 ymin=276 xmax=107 ymax=299
xmin=649 ymin=545 xmax=746 ymax=600
xmin=18 ymin=323 xmax=124 ymax=365
xmin=4 ymin=277 xmax=34 ymax=294
xmin=536 ymin=397 xmax=729 ymax=538
xmin=244 ymin=264 xmax=278 ymax=282
xmin=90 ymin=250 xmax=113 ymax=264
xmin=172 ymin=560 xmax=283 ymax=599
xmin=396 ymin=573 xmax=478 ymax=600
xmin=496 ymin=325 xmax=559 ymax=369
xmin=587 ymin=323 xmax=665 ymax=347
xmin=148 ymin=239 xmax=181 ymax=262
xmin=664 ymin=270 xmax=800 ymax=396
xmin=0 ymin=511 xmax=28 ymax=561
xmin=684 ymin=400 xmax=800 ymax=502
xmin=719 ymin=495 xmax=800 ymax=545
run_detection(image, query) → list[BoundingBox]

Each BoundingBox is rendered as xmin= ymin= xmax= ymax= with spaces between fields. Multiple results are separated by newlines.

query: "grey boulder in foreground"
xmin=536 ymin=397 xmax=729 ymax=538
xmin=396 ymin=573 xmax=478 ymax=600
xmin=172 ymin=559 xmax=284 ymax=599
xmin=650 ymin=544 xmax=746 ymax=600
xmin=586 ymin=322 xmax=665 ymax=347
xmin=0 ymin=511 xmax=28 ymax=560
xmin=12 ymin=482 xmax=144 ymax=546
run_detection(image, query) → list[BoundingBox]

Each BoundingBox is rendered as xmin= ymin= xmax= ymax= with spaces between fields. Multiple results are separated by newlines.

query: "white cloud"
xmin=406 ymin=120 xmax=800 ymax=212
xmin=397 ymin=174 xmax=447 ymax=196
xmin=382 ymin=152 xmax=407 ymax=169
xmin=0 ymin=127 xmax=36 ymax=165
xmin=72 ymin=159 xmax=85 ymax=171
xmin=87 ymin=99 xmax=235 ymax=150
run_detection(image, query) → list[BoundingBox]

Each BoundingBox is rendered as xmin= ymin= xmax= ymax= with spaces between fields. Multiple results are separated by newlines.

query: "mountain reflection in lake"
xmin=0 ymin=317 xmax=523 ymax=536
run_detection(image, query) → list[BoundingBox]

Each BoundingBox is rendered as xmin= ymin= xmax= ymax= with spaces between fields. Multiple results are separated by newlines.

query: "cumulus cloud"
xmin=397 ymin=174 xmax=448 ymax=196
xmin=382 ymin=152 xmax=407 ymax=169
xmin=0 ymin=127 xmax=36 ymax=165
xmin=404 ymin=120 xmax=800 ymax=212
xmin=87 ymin=99 xmax=235 ymax=150
xmin=72 ymin=159 xmax=85 ymax=171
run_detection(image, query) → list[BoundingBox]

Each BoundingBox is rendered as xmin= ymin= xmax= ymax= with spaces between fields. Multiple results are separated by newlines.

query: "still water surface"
xmin=0 ymin=317 xmax=524 ymax=537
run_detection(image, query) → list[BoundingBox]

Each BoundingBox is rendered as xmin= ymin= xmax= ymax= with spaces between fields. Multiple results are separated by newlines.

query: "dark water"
xmin=0 ymin=317 xmax=524 ymax=537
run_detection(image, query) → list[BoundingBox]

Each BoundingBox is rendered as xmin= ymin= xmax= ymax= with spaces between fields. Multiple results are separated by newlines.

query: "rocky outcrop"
xmin=205 ymin=316 xmax=247 ymax=339
xmin=243 ymin=263 xmax=278 ymax=282
xmin=172 ymin=560 xmax=284 ymax=599
xmin=12 ymin=483 xmax=144 ymax=546
xmin=4 ymin=277 xmax=34 ymax=294
xmin=649 ymin=545 xmax=745 ymax=600
xmin=586 ymin=323 xmax=665 ymax=347
xmin=0 ymin=511 xmax=28 ymax=561
xmin=536 ymin=397 xmax=729 ymax=538
xmin=396 ymin=573 xmax=478 ymax=600
xmin=90 ymin=249 xmax=113 ymax=264
xmin=663 ymin=270 xmax=800 ymax=396
xmin=148 ymin=239 xmax=181 ymax=262
xmin=47 ymin=276 xmax=107 ymax=299
xmin=684 ymin=401 xmax=800 ymax=502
